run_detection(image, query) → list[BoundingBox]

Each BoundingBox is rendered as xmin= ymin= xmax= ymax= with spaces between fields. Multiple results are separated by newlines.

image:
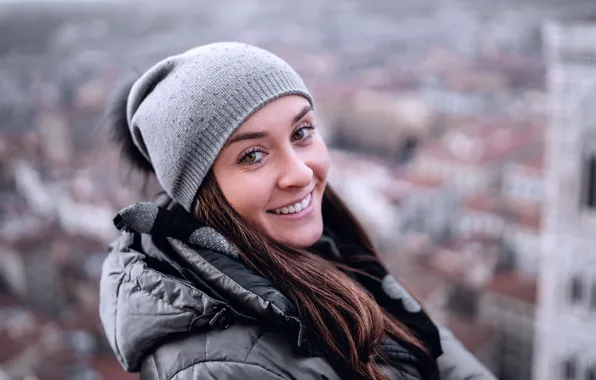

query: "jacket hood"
xmin=99 ymin=200 xmax=308 ymax=372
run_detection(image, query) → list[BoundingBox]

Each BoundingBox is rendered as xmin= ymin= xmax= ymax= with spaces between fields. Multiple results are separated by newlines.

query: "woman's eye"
xmin=292 ymin=124 xmax=314 ymax=141
xmin=240 ymin=150 xmax=265 ymax=164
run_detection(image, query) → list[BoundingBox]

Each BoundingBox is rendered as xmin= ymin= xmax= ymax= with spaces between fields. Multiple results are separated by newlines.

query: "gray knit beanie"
xmin=125 ymin=42 xmax=314 ymax=212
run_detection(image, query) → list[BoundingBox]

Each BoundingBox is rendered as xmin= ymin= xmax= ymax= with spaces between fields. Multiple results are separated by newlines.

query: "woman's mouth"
xmin=271 ymin=193 xmax=311 ymax=214
xmin=267 ymin=192 xmax=314 ymax=220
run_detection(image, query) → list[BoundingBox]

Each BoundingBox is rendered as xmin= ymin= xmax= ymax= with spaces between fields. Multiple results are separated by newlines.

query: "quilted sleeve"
xmin=437 ymin=324 xmax=497 ymax=380
xmin=169 ymin=361 xmax=288 ymax=380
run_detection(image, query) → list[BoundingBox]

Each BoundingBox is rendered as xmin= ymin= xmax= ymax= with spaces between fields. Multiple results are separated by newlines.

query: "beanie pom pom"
xmin=103 ymin=74 xmax=154 ymax=175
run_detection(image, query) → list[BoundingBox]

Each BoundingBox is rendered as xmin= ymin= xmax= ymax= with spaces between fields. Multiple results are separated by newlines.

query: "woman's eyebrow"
xmin=226 ymin=131 xmax=268 ymax=147
xmin=292 ymin=105 xmax=312 ymax=125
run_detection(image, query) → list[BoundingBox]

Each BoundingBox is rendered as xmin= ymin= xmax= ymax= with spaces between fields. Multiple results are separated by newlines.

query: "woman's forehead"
xmin=235 ymin=96 xmax=312 ymax=133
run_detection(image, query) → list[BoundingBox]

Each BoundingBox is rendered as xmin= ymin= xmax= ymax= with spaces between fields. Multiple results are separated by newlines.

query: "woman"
xmin=99 ymin=42 xmax=495 ymax=380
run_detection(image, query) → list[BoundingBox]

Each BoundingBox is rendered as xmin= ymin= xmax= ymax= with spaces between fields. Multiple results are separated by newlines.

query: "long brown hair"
xmin=195 ymin=171 xmax=434 ymax=379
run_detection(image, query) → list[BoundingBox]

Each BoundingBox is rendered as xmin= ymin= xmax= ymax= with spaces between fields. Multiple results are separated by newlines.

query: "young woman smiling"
xmin=99 ymin=42 xmax=496 ymax=380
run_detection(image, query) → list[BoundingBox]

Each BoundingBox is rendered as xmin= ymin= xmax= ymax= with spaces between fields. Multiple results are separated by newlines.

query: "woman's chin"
xmin=269 ymin=219 xmax=324 ymax=249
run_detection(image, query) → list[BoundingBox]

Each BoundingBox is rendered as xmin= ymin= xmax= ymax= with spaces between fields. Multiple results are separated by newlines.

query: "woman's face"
xmin=212 ymin=95 xmax=329 ymax=248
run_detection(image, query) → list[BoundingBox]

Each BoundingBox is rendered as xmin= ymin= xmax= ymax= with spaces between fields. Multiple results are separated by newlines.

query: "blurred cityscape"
xmin=0 ymin=1 xmax=595 ymax=379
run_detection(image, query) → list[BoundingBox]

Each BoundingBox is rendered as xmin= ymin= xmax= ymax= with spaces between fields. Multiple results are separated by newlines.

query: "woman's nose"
xmin=277 ymin=153 xmax=313 ymax=189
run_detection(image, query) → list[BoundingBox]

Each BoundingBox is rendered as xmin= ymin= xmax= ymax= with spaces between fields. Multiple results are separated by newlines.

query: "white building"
xmin=457 ymin=192 xmax=507 ymax=240
xmin=501 ymin=151 xmax=545 ymax=208
xmin=534 ymin=21 xmax=596 ymax=380
xmin=501 ymin=151 xmax=545 ymax=278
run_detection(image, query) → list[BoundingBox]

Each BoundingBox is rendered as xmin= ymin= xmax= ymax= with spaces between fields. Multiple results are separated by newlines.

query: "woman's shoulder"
xmin=142 ymin=322 xmax=340 ymax=380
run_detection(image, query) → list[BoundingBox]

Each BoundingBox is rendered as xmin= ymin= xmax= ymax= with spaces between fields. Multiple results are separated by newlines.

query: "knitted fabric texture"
xmin=126 ymin=42 xmax=314 ymax=211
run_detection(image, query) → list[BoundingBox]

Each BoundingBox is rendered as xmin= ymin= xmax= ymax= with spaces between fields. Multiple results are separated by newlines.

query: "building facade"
xmin=534 ymin=21 xmax=596 ymax=380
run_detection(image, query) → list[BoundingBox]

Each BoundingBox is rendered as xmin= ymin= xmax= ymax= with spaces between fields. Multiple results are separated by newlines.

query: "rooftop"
xmin=329 ymin=150 xmax=394 ymax=175
xmin=442 ymin=313 xmax=495 ymax=352
xmin=390 ymin=265 xmax=448 ymax=303
xmin=394 ymin=169 xmax=445 ymax=189
xmin=463 ymin=192 xmax=501 ymax=214
xmin=0 ymin=295 xmax=46 ymax=364
xmin=503 ymin=146 xmax=545 ymax=180
xmin=417 ymin=237 xmax=501 ymax=286
xmin=463 ymin=192 xmax=543 ymax=232
xmin=486 ymin=270 xmax=538 ymax=305
xmin=502 ymin=201 xmax=542 ymax=232
xmin=329 ymin=150 xmax=447 ymax=205
xmin=384 ymin=170 xmax=446 ymax=203
xmin=91 ymin=356 xmax=137 ymax=380
xmin=0 ymin=330 xmax=29 ymax=363
xmin=517 ymin=149 xmax=545 ymax=173
xmin=418 ymin=122 xmax=543 ymax=166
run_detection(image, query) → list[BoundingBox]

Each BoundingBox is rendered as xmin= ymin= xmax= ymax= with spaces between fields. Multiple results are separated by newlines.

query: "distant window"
xmin=570 ymin=276 xmax=584 ymax=304
xmin=563 ymin=357 xmax=577 ymax=380
xmin=591 ymin=282 xmax=596 ymax=312
xmin=582 ymin=155 xmax=596 ymax=210
xmin=560 ymin=50 xmax=596 ymax=65
xmin=399 ymin=137 xmax=418 ymax=164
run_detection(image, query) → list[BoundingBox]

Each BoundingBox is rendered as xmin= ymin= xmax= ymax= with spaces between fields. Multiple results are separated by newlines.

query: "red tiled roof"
xmin=0 ymin=293 xmax=18 ymax=308
xmin=394 ymin=170 xmax=444 ymax=189
xmin=504 ymin=147 xmax=545 ymax=179
xmin=418 ymin=123 xmax=542 ymax=166
xmin=463 ymin=193 xmax=543 ymax=232
xmin=383 ymin=170 xmax=445 ymax=203
xmin=60 ymin=307 xmax=103 ymax=333
xmin=442 ymin=237 xmax=502 ymax=252
xmin=91 ymin=356 xmax=138 ymax=380
xmin=486 ymin=271 xmax=538 ymax=305
xmin=518 ymin=149 xmax=545 ymax=173
xmin=514 ymin=211 xmax=542 ymax=232
xmin=442 ymin=313 xmax=495 ymax=352
xmin=414 ymin=237 xmax=502 ymax=285
xmin=501 ymin=200 xmax=543 ymax=232
xmin=33 ymin=349 xmax=81 ymax=380
xmin=329 ymin=150 xmax=393 ymax=171
xmin=475 ymin=55 xmax=545 ymax=89
xmin=0 ymin=324 xmax=43 ymax=364
xmin=309 ymin=82 xmax=357 ymax=104
xmin=0 ymin=296 xmax=53 ymax=362
xmin=0 ymin=331 xmax=26 ymax=363
xmin=412 ymin=258 xmax=466 ymax=285
xmin=391 ymin=268 xmax=447 ymax=302
xmin=463 ymin=192 xmax=500 ymax=213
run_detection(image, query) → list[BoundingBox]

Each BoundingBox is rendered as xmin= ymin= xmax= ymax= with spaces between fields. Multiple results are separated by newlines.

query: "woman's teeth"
xmin=273 ymin=193 xmax=311 ymax=214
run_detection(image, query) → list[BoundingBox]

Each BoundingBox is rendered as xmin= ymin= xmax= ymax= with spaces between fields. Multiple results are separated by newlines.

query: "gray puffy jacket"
xmin=99 ymin=201 xmax=496 ymax=380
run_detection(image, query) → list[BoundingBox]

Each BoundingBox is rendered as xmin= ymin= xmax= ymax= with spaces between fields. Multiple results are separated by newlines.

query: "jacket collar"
xmin=112 ymin=197 xmax=318 ymax=355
